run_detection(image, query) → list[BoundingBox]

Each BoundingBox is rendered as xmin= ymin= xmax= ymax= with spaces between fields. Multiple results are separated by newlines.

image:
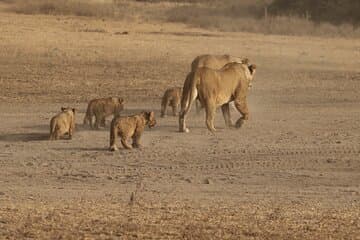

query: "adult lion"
xmin=179 ymin=62 xmax=256 ymax=133
xmin=190 ymin=54 xmax=249 ymax=113
xmin=83 ymin=97 xmax=124 ymax=129
xmin=191 ymin=54 xmax=248 ymax=72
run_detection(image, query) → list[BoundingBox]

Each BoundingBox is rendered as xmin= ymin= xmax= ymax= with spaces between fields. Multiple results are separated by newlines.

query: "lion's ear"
xmin=118 ymin=98 xmax=124 ymax=104
xmin=241 ymin=58 xmax=249 ymax=65
xmin=61 ymin=107 xmax=66 ymax=112
xmin=249 ymin=64 xmax=257 ymax=74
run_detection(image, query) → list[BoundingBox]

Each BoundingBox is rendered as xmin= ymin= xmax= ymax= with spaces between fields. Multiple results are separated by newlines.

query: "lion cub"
xmin=109 ymin=111 xmax=156 ymax=151
xmin=161 ymin=87 xmax=182 ymax=117
xmin=83 ymin=97 xmax=124 ymax=129
xmin=49 ymin=107 xmax=76 ymax=140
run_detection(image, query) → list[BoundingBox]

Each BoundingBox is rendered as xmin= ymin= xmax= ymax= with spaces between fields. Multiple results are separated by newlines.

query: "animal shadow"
xmin=0 ymin=132 xmax=49 ymax=142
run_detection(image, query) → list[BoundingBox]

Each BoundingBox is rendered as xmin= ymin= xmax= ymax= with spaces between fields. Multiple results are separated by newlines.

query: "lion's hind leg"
xmin=94 ymin=113 xmax=102 ymax=130
xmin=161 ymin=97 xmax=170 ymax=118
xmin=121 ymin=137 xmax=132 ymax=149
xmin=132 ymin=133 xmax=142 ymax=148
xmin=205 ymin=100 xmax=217 ymax=133
xmin=221 ymin=103 xmax=234 ymax=128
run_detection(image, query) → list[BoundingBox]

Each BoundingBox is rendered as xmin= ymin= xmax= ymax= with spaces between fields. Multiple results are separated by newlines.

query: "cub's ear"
xmin=118 ymin=98 xmax=124 ymax=104
xmin=249 ymin=64 xmax=257 ymax=74
xmin=72 ymin=108 xmax=76 ymax=113
xmin=61 ymin=107 xmax=66 ymax=112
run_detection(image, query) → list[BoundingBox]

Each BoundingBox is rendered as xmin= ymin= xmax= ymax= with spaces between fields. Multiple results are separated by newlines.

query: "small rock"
xmin=202 ymin=178 xmax=211 ymax=184
xmin=185 ymin=178 xmax=192 ymax=183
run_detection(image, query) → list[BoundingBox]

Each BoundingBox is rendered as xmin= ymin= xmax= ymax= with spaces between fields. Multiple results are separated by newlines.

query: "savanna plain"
xmin=0 ymin=1 xmax=360 ymax=239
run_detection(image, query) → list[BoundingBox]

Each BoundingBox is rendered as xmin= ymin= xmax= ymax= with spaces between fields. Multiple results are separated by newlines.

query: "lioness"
xmin=191 ymin=54 xmax=248 ymax=72
xmin=190 ymin=54 xmax=249 ymax=113
xmin=179 ymin=62 xmax=256 ymax=133
xmin=109 ymin=111 xmax=156 ymax=151
xmin=49 ymin=107 xmax=76 ymax=140
xmin=161 ymin=87 xmax=182 ymax=117
xmin=83 ymin=97 xmax=124 ymax=129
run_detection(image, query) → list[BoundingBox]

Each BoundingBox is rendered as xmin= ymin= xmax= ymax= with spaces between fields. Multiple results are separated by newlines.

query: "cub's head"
xmin=247 ymin=64 xmax=256 ymax=89
xmin=143 ymin=111 xmax=156 ymax=128
xmin=61 ymin=107 xmax=76 ymax=115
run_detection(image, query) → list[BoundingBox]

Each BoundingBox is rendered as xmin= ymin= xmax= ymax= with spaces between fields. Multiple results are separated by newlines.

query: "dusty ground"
xmin=0 ymin=8 xmax=360 ymax=239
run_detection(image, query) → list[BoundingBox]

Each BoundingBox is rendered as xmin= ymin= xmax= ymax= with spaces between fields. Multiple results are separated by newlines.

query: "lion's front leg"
xmin=234 ymin=98 xmax=249 ymax=128
xmin=171 ymin=101 xmax=179 ymax=116
xmin=100 ymin=117 xmax=106 ymax=127
xmin=132 ymin=126 xmax=144 ymax=148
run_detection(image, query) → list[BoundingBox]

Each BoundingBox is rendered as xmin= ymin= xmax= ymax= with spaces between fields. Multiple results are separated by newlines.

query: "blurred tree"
xmin=257 ymin=0 xmax=272 ymax=20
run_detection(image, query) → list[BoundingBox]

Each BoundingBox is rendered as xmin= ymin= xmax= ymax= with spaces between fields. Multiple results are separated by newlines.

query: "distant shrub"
xmin=269 ymin=0 xmax=360 ymax=26
xmin=10 ymin=0 xmax=116 ymax=17
xmin=166 ymin=4 xmax=360 ymax=38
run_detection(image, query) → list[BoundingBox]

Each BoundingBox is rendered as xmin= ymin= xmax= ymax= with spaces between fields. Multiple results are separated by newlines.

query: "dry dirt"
xmin=0 ymin=8 xmax=360 ymax=239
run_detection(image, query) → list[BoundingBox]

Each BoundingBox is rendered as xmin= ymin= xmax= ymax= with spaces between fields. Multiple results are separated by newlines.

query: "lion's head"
xmin=247 ymin=64 xmax=256 ymax=89
xmin=61 ymin=107 xmax=76 ymax=114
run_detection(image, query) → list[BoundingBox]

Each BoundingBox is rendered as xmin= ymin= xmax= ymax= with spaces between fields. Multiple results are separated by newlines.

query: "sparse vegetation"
xmin=8 ymin=0 xmax=118 ymax=18
xmin=165 ymin=3 xmax=360 ymax=38
xmin=1 ymin=0 xmax=359 ymax=37
xmin=269 ymin=0 xmax=360 ymax=26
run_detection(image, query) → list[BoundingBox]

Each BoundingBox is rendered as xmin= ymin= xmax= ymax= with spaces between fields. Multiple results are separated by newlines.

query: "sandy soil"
xmin=0 ymin=9 xmax=360 ymax=239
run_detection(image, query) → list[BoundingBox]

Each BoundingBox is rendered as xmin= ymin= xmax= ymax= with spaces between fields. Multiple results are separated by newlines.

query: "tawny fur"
xmin=190 ymin=54 xmax=249 ymax=113
xmin=161 ymin=87 xmax=182 ymax=117
xmin=191 ymin=54 xmax=249 ymax=72
xmin=83 ymin=97 xmax=124 ymax=129
xmin=49 ymin=107 xmax=76 ymax=140
xmin=109 ymin=111 xmax=156 ymax=151
xmin=179 ymin=62 xmax=256 ymax=133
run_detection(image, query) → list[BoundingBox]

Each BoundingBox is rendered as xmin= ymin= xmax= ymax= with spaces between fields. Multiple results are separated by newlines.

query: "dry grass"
xmin=8 ymin=0 xmax=118 ymax=18
xmin=1 ymin=201 xmax=359 ymax=239
xmin=166 ymin=4 xmax=360 ymax=38
xmin=2 ymin=0 xmax=359 ymax=38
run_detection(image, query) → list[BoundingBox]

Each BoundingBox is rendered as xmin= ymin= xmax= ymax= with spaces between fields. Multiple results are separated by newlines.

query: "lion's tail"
xmin=181 ymin=71 xmax=199 ymax=116
xmin=160 ymin=90 xmax=169 ymax=117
